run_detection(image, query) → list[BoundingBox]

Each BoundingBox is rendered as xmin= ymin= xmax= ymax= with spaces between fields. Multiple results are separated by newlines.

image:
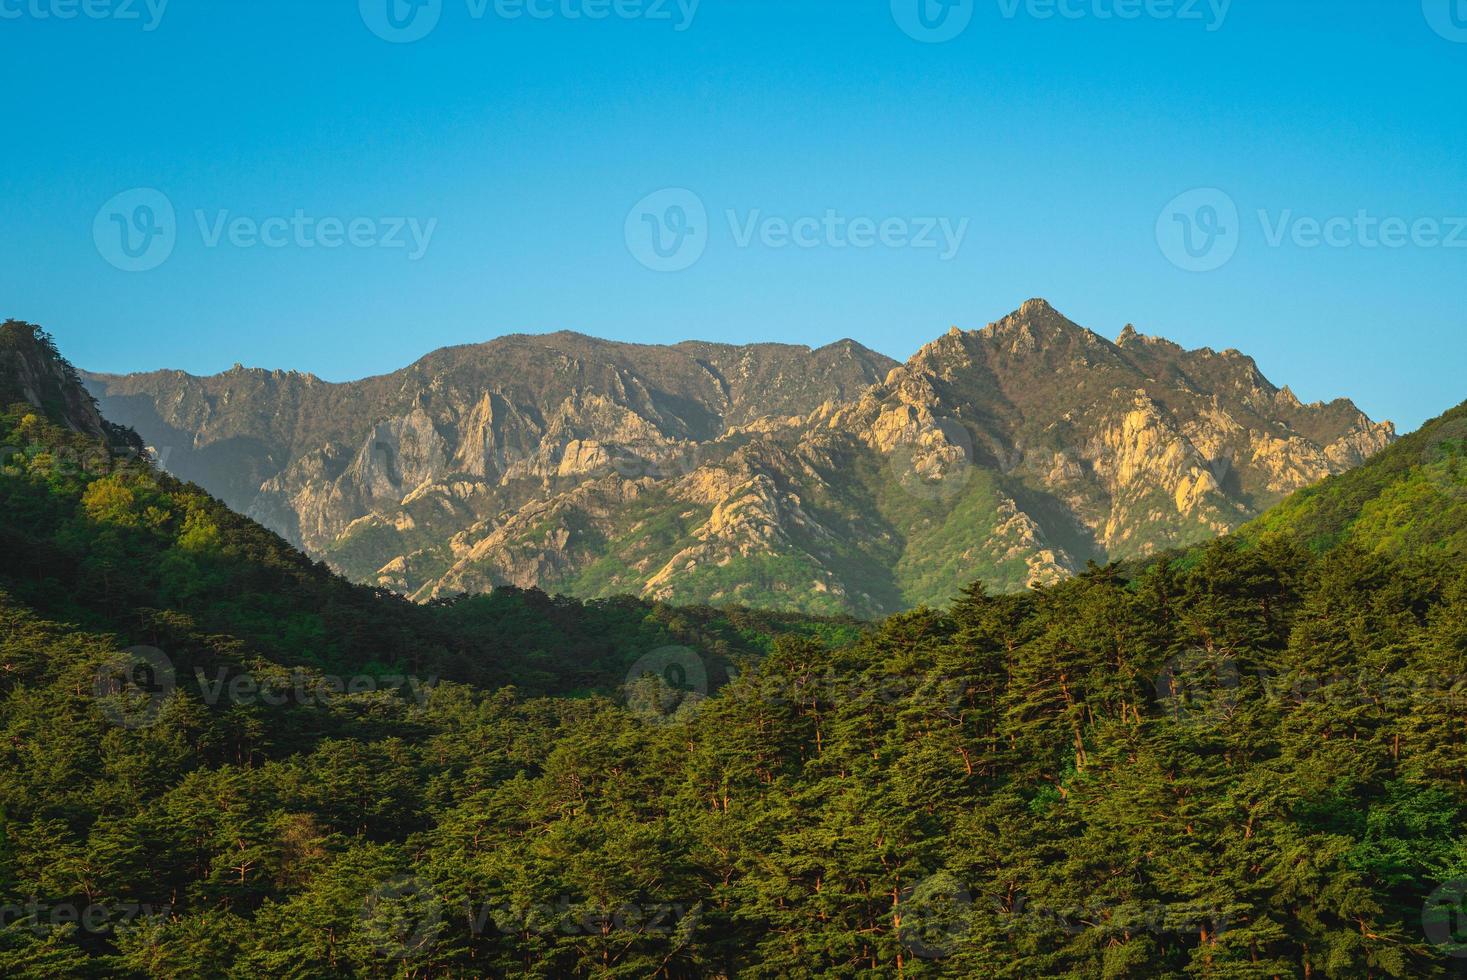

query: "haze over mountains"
xmin=85 ymin=300 xmax=1396 ymax=617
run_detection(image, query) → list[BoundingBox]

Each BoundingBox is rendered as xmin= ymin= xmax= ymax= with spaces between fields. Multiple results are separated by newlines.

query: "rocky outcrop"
xmin=82 ymin=303 xmax=1395 ymax=616
xmin=0 ymin=321 xmax=112 ymax=440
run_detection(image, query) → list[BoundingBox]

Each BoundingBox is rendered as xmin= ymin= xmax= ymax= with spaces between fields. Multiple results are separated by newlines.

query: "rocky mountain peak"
xmin=979 ymin=298 xmax=1109 ymax=352
xmin=81 ymin=305 xmax=1399 ymax=617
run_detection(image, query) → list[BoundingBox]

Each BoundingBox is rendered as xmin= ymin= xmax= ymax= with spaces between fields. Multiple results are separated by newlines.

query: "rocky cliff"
xmin=1 ymin=320 xmax=113 ymax=439
xmin=84 ymin=302 xmax=1395 ymax=616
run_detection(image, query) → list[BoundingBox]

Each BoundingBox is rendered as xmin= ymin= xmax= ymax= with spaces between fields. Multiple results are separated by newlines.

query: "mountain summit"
xmin=84 ymin=303 xmax=1395 ymax=616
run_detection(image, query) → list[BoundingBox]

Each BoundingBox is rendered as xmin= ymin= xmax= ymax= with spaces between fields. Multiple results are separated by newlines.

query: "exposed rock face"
xmin=0 ymin=321 xmax=112 ymax=439
xmin=84 ymin=303 xmax=1395 ymax=617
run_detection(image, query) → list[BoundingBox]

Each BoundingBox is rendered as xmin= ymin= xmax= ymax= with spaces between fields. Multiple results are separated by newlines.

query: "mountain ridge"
xmin=83 ymin=301 xmax=1396 ymax=616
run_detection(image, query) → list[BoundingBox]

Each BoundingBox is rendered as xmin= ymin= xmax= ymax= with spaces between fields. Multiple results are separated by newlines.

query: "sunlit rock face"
xmin=84 ymin=304 xmax=1394 ymax=617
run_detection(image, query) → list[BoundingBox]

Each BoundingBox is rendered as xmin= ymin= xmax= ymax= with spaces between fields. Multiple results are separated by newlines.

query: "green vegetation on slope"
xmin=1244 ymin=400 xmax=1467 ymax=560
xmin=7 ymin=499 xmax=1467 ymax=975
xmin=5 ymin=326 xmax=1467 ymax=977
xmin=0 ymin=375 xmax=859 ymax=703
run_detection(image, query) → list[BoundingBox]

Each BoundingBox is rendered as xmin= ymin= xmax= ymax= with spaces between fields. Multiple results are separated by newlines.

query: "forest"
xmin=3 ymin=321 xmax=1467 ymax=976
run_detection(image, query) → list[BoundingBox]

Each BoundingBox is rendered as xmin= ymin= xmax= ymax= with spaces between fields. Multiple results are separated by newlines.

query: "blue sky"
xmin=1 ymin=0 xmax=1463 ymax=432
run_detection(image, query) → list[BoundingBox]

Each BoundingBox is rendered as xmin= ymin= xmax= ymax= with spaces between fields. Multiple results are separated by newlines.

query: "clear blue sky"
xmin=1 ymin=0 xmax=1463 ymax=432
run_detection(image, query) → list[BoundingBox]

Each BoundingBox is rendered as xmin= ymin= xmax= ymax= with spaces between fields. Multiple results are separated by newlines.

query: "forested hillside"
xmin=1243 ymin=400 xmax=1467 ymax=562
xmin=4 ymin=321 xmax=1467 ymax=977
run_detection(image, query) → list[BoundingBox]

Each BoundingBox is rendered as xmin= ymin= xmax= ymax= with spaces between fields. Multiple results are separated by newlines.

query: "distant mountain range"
xmin=83 ymin=300 xmax=1396 ymax=617
xmin=9 ymin=291 xmax=1467 ymax=980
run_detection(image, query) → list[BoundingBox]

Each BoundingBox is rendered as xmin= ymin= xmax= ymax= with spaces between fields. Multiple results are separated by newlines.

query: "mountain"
xmin=0 ymin=319 xmax=852 ymax=700
xmin=6 ymin=319 xmax=1467 ymax=977
xmin=85 ymin=301 xmax=1395 ymax=617
xmin=0 ymin=320 xmax=136 ymax=448
xmin=1241 ymin=398 xmax=1467 ymax=560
